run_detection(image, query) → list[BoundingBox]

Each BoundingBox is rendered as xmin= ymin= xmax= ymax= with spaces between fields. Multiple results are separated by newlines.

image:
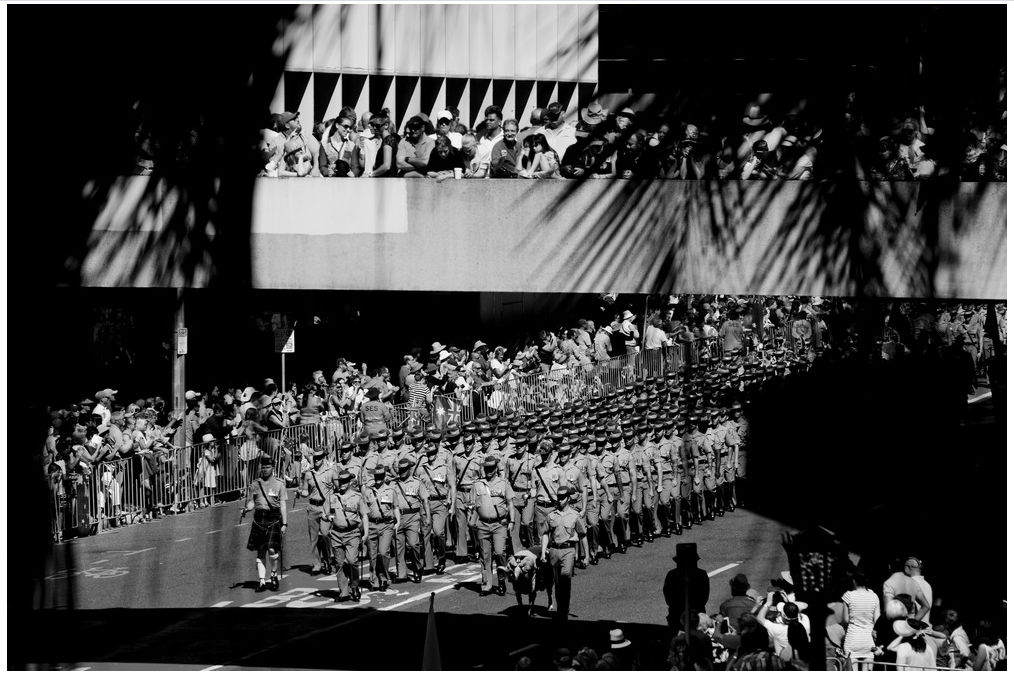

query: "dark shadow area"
xmin=16 ymin=608 xmax=676 ymax=671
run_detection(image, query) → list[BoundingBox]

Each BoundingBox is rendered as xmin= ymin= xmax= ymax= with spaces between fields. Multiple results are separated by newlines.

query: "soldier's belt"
xmin=479 ymin=515 xmax=507 ymax=524
xmin=309 ymin=497 xmax=326 ymax=506
xmin=511 ymin=485 xmax=530 ymax=492
xmin=550 ymin=541 xmax=577 ymax=549
xmin=536 ymin=499 xmax=556 ymax=507
xmin=371 ymin=516 xmax=395 ymax=524
xmin=401 ymin=507 xmax=421 ymax=514
xmin=336 ymin=524 xmax=360 ymax=533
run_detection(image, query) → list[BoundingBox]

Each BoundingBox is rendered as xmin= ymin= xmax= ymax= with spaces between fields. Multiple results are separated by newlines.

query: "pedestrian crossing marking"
xmin=211 ymin=601 xmax=232 ymax=608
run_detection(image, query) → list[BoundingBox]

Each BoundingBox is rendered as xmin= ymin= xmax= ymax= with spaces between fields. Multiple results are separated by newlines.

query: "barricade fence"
xmin=58 ymin=342 xmax=792 ymax=540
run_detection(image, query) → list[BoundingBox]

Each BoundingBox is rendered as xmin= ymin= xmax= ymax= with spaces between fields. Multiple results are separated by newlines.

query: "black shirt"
xmin=426 ymin=148 xmax=467 ymax=173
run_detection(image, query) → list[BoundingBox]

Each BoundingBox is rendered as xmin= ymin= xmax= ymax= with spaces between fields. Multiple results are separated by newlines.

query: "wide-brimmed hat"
xmin=473 ymin=340 xmax=488 ymax=351
xmin=437 ymin=350 xmax=453 ymax=362
xmin=95 ymin=388 xmax=118 ymax=400
xmin=609 ymin=628 xmax=631 ymax=649
xmin=893 ymin=618 xmax=928 ymax=638
xmin=430 ymin=342 xmax=446 ymax=355
xmin=580 ymin=101 xmax=609 ymax=124
xmin=742 ymin=105 xmax=769 ymax=127
xmin=616 ymin=107 xmax=637 ymax=120
xmin=621 ymin=310 xmax=635 ymax=321
xmin=730 ymin=573 xmax=751 ymax=591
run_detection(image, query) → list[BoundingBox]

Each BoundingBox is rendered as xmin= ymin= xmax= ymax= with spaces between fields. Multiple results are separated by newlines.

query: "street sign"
xmin=274 ymin=329 xmax=295 ymax=353
xmin=176 ymin=327 xmax=188 ymax=355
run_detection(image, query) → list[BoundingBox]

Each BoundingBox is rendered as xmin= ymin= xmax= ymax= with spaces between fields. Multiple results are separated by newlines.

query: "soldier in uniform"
xmin=243 ymin=455 xmax=288 ymax=592
xmin=731 ymin=403 xmax=749 ymax=509
xmin=701 ymin=410 xmax=722 ymax=519
xmin=654 ymin=422 xmax=681 ymax=536
xmin=333 ymin=441 xmax=361 ymax=490
xmin=505 ymin=432 xmax=536 ymax=553
xmin=360 ymin=387 xmax=392 ymax=436
xmin=357 ymin=432 xmax=377 ymax=490
xmin=299 ymin=447 xmax=337 ymax=575
xmin=597 ymin=432 xmax=621 ymax=555
xmin=637 ymin=424 xmax=663 ymax=542
xmin=468 ymin=455 xmax=515 ymax=596
xmin=532 ymin=439 xmax=564 ymax=540
xmin=541 ymin=486 xmax=586 ymax=621
xmin=393 ymin=457 xmax=429 ymax=583
xmin=575 ymin=436 xmax=601 ymax=564
xmin=328 ymin=470 xmax=367 ymax=601
xmin=715 ymin=408 xmax=741 ymax=513
xmin=363 ymin=465 xmax=400 ymax=591
xmin=682 ymin=415 xmax=706 ymax=525
xmin=613 ymin=428 xmax=638 ymax=549
xmin=557 ymin=443 xmax=592 ymax=569
xmin=451 ymin=431 xmax=483 ymax=563
xmin=376 ymin=430 xmax=399 ymax=476
xmin=416 ymin=442 xmax=453 ymax=573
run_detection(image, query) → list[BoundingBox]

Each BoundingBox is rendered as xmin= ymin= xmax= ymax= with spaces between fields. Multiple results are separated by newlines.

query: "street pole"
xmin=173 ymin=288 xmax=186 ymax=449
xmin=281 ymin=353 xmax=286 ymax=398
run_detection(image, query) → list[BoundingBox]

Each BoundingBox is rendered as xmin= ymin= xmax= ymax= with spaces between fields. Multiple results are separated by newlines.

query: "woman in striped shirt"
xmin=840 ymin=570 xmax=881 ymax=669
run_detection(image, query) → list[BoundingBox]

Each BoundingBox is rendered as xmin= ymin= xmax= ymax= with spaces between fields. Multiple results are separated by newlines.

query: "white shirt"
xmin=428 ymin=131 xmax=462 ymax=149
xmin=644 ymin=325 xmax=670 ymax=350
xmin=93 ymin=403 xmax=111 ymax=428
xmin=543 ymin=124 xmax=577 ymax=160
xmin=759 ymin=614 xmax=811 ymax=658
xmin=465 ymin=144 xmax=491 ymax=177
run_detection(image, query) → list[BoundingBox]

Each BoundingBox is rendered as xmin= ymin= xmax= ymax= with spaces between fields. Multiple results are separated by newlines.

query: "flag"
xmin=422 ymin=592 xmax=441 ymax=670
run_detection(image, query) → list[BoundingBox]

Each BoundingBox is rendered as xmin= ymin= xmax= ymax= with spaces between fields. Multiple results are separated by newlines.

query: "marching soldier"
xmin=363 ymin=465 xmax=399 ymax=591
xmin=243 ymin=455 xmax=288 ymax=592
xmin=702 ymin=410 xmax=722 ymax=519
xmin=576 ymin=436 xmax=601 ymax=564
xmin=356 ymin=432 xmax=377 ymax=490
xmin=299 ymin=447 xmax=337 ymax=575
xmin=614 ymin=428 xmax=638 ymax=549
xmin=328 ymin=470 xmax=367 ymax=601
xmin=376 ymin=431 xmax=398 ymax=476
xmin=652 ymin=422 xmax=680 ymax=536
xmin=683 ymin=415 xmax=706 ymax=525
xmin=532 ymin=439 xmax=564 ymax=539
xmin=715 ymin=409 xmax=741 ymax=513
xmin=597 ymin=432 xmax=622 ymax=555
xmin=505 ymin=432 xmax=536 ymax=553
xmin=393 ymin=457 xmax=429 ymax=583
xmin=541 ymin=486 xmax=586 ymax=621
xmin=334 ymin=441 xmax=362 ymax=491
xmin=469 ymin=455 xmax=515 ymax=596
xmin=451 ymin=430 xmax=483 ymax=563
xmin=731 ymin=403 xmax=749 ymax=509
xmin=417 ymin=442 xmax=453 ymax=573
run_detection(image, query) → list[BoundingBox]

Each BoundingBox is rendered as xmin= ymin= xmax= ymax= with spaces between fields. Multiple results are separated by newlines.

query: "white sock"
xmin=256 ymin=559 xmax=266 ymax=580
xmin=269 ymin=552 xmax=280 ymax=576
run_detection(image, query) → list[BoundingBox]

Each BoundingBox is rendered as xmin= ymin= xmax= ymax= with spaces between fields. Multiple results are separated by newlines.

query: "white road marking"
xmin=508 ymin=643 xmax=540 ymax=657
xmin=968 ymin=392 xmax=992 ymax=404
xmin=123 ymin=548 xmax=156 ymax=556
xmin=201 ymin=665 xmax=224 ymax=671
xmin=211 ymin=601 xmax=232 ymax=608
xmin=379 ymin=574 xmax=482 ymax=611
xmin=175 ymin=538 xmax=192 ymax=543
xmin=707 ymin=563 xmax=740 ymax=577
xmin=92 ymin=560 xmax=109 ymax=564
xmin=206 ymin=530 xmax=221 ymax=535
xmin=73 ymin=667 xmax=92 ymax=671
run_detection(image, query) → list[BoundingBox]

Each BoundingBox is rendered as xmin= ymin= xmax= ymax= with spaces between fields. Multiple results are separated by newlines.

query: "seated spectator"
xmin=889 ymin=618 xmax=946 ymax=670
xmin=366 ymin=109 xmax=400 ymax=178
xmin=561 ymin=135 xmax=616 ymax=179
xmin=489 ymin=119 xmax=521 ymax=178
xmin=756 ymin=591 xmax=811 ymax=660
xmin=320 ymin=115 xmax=358 ymax=177
xmin=459 ymin=133 xmax=490 ymax=178
xmin=518 ymin=133 xmax=561 ymax=179
xmin=616 ymin=132 xmax=659 ymax=179
xmin=729 ymin=613 xmax=789 ymax=670
xmin=429 ymin=109 xmax=462 ymax=149
xmin=741 ymin=140 xmax=777 ymax=179
xmin=869 ymin=135 xmax=914 ymax=180
xmin=663 ymin=124 xmax=707 ymax=179
xmin=576 ymin=101 xmax=609 ymax=140
xmin=396 ymin=116 xmax=434 ymax=178
xmin=971 ymin=620 xmax=1006 ymax=671
xmin=426 ymin=135 xmax=467 ymax=180
xmin=719 ymin=573 xmax=757 ymax=633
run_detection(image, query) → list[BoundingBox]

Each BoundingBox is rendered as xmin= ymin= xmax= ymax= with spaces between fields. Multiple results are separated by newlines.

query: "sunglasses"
xmin=338 ymin=123 xmax=353 ymax=130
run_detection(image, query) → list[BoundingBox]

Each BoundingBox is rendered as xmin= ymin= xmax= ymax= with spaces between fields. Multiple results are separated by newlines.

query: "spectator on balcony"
xmin=617 ymin=132 xmax=659 ymax=179
xmin=273 ymin=111 xmax=315 ymax=175
xmin=517 ymin=107 xmax=545 ymax=144
xmin=614 ymin=107 xmax=637 ymax=135
xmin=518 ymin=133 xmax=562 ymax=179
xmin=490 ymin=119 xmax=521 ymax=178
xmin=541 ymin=102 xmax=578 ymax=161
xmin=911 ymin=141 xmax=938 ymax=180
xmin=562 ymin=135 xmax=617 ymax=179
xmin=477 ymin=104 xmax=504 ymax=152
xmin=643 ymin=316 xmax=670 ymax=350
xmin=320 ymin=115 xmax=358 ymax=178
xmin=282 ymin=138 xmax=313 ymax=177
xmin=869 ymin=135 xmax=914 ymax=181
xmin=429 ymin=110 xmax=462 ymax=150
xmin=741 ymin=140 xmax=777 ymax=179
xmin=426 ymin=135 xmax=467 ymax=180
xmin=577 ymin=101 xmax=609 ymax=140
xmin=364 ymin=110 xmax=399 ymax=178
xmin=897 ymin=116 xmax=927 ymax=172
xmin=595 ymin=323 xmax=614 ymax=362
xmin=393 ymin=115 xmax=433 ymax=177
xmin=663 ymin=124 xmax=707 ymax=179
xmin=459 ymin=133 xmax=490 ymax=178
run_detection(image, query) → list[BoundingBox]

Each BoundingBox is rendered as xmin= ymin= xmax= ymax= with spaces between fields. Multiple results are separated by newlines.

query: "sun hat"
xmin=609 ymin=629 xmax=631 ymax=649
xmin=580 ymin=101 xmax=609 ymax=124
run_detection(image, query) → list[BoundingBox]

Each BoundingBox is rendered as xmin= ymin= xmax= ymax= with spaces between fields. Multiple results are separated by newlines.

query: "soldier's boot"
xmin=703 ymin=491 xmax=716 ymax=520
xmin=642 ymin=507 xmax=655 ymax=542
xmin=713 ymin=488 xmax=725 ymax=518
xmin=723 ymin=484 xmax=736 ymax=512
xmin=693 ymin=495 xmax=705 ymax=524
xmin=597 ymin=524 xmax=613 ymax=559
xmin=670 ymin=500 xmax=682 ymax=536
xmin=680 ymin=502 xmax=692 ymax=530
xmin=657 ymin=502 xmax=669 ymax=536
xmin=733 ymin=480 xmax=745 ymax=509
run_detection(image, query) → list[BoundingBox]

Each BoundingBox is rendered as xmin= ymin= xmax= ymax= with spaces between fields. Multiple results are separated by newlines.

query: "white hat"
xmin=438 ymin=350 xmax=452 ymax=362
xmin=609 ymin=628 xmax=631 ymax=649
xmin=435 ymin=110 xmax=453 ymax=123
xmin=621 ymin=310 xmax=635 ymax=321
xmin=185 ymin=390 xmax=201 ymax=400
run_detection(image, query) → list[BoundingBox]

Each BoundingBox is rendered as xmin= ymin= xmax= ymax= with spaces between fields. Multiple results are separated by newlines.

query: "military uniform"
xmin=733 ymin=406 xmax=749 ymax=508
xmin=328 ymin=475 xmax=366 ymax=600
xmin=543 ymin=488 xmax=586 ymax=620
xmin=654 ymin=432 xmax=680 ymax=536
xmin=452 ymin=443 xmax=483 ymax=559
xmin=393 ymin=459 xmax=429 ymax=582
xmin=301 ymin=454 xmax=337 ymax=573
xmin=363 ymin=473 xmax=399 ymax=590
xmin=469 ymin=457 xmax=515 ymax=595
xmin=244 ymin=457 xmax=288 ymax=592
xmin=505 ymin=447 xmax=536 ymax=553
xmin=613 ymin=438 xmax=637 ymax=546
xmin=417 ymin=447 xmax=453 ymax=572
xmin=333 ymin=448 xmax=363 ymax=492
xmin=574 ymin=442 xmax=600 ymax=561
xmin=682 ymin=422 xmax=707 ymax=524
xmin=595 ymin=439 xmax=619 ymax=554
xmin=716 ymin=413 xmax=741 ymax=512
xmin=702 ymin=416 xmax=722 ymax=518
xmin=532 ymin=454 xmax=564 ymax=539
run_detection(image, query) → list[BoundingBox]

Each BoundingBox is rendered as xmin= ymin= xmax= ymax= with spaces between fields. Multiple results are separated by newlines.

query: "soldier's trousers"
xmin=596 ymin=490 xmax=616 ymax=550
xmin=395 ymin=511 xmax=423 ymax=578
xmin=307 ymin=505 xmax=334 ymax=570
xmin=328 ymin=526 xmax=361 ymax=596
xmin=658 ymin=476 xmax=675 ymax=529
xmin=549 ymin=545 xmax=576 ymax=619
xmin=510 ymin=495 xmax=535 ymax=554
xmin=454 ymin=497 xmax=474 ymax=557
xmin=615 ymin=485 xmax=632 ymax=543
xmin=476 ymin=518 xmax=508 ymax=591
xmin=715 ymin=451 xmax=728 ymax=486
xmin=423 ymin=501 xmax=449 ymax=570
xmin=584 ymin=497 xmax=600 ymax=556
xmin=367 ymin=520 xmax=395 ymax=588
xmin=736 ymin=446 xmax=748 ymax=479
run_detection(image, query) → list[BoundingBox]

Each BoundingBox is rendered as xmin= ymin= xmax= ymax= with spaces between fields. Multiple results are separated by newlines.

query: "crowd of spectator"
xmin=251 ymin=71 xmax=1007 ymax=183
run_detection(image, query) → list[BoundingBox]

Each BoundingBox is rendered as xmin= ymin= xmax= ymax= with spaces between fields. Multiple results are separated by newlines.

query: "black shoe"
xmin=617 ymin=545 xmax=627 ymax=555
xmin=479 ymin=588 xmax=494 ymax=597
xmin=602 ymin=550 xmax=612 ymax=560
xmin=256 ymin=580 xmax=268 ymax=593
xmin=576 ymin=561 xmax=587 ymax=570
xmin=715 ymin=508 xmax=724 ymax=518
xmin=674 ymin=524 xmax=683 ymax=535
xmin=270 ymin=575 xmax=280 ymax=591
xmin=589 ymin=555 xmax=599 ymax=566
xmin=310 ymin=568 xmax=321 ymax=576
xmin=379 ymin=581 xmax=389 ymax=592
xmin=498 ymin=582 xmax=506 ymax=596
xmin=435 ymin=561 xmax=446 ymax=574
xmin=645 ymin=534 xmax=654 ymax=543
xmin=412 ymin=573 xmax=423 ymax=584
xmin=630 ymin=540 xmax=642 ymax=548
xmin=351 ymin=587 xmax=361 ymax=601
xmin=322 ymin=562 xmax=332 ymax=575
